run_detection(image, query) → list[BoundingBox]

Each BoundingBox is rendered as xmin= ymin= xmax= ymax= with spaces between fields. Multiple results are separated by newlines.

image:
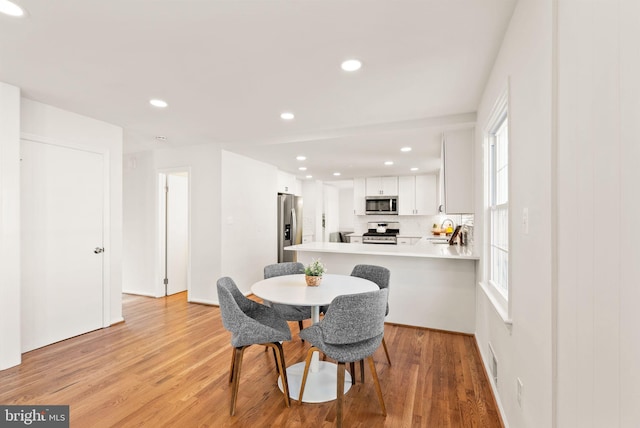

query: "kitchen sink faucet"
xmin=441 ymin=218 xmax=455 ymax=230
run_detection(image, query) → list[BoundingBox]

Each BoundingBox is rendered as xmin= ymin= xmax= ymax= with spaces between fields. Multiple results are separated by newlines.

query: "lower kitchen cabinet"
xmin=397 ymin=237 xmax=422 ymax=246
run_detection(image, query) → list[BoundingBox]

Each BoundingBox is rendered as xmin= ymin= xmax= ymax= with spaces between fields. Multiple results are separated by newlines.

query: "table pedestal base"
xmin=278 ymin=361 xmax=352 ymax=403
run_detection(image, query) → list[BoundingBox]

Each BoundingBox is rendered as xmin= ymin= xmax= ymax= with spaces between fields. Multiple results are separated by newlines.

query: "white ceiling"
xmin=0 ymin=0 xmax=516 ymax=181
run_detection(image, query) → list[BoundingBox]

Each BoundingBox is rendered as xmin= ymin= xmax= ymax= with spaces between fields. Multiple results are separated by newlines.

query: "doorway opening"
xmin=157 ymin=169 xmax=190 ymax=297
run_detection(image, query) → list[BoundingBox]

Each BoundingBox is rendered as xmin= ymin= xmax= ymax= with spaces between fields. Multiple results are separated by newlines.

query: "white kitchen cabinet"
xmin=397 ymin=237 xmax=411 ymax=246
xmin=441 ymin=128 xmax=474 ymax=214
xmin=277 ymin=170 xmax=300 ymax=195
xmin=398 ymin=176 xmax=415 ymax=215
xmin=398 ymin=174 xmax=437 ymax=215
xmin=397 ymin=236 xmax=422 ymax=246
xmin=353 ymin=177 xmax=366 ymax=215
xmin=365 ymin=176 xmax=398 ymax=196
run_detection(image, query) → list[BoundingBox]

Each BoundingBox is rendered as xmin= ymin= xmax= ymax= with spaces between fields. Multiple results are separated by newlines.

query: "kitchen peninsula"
xmin=285 ymin=239 xmax=479 ymax=333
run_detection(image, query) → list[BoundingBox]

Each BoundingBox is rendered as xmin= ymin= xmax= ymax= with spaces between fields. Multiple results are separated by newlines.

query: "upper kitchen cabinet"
xmin=398 ymin=174 xmax=438 ymax=215
xmin=440 ymin=128 xmax=474 ymax=214
xmin=365 ymin=176 xmax=398 ymax=196
xmin=277 ymin=170 xmax=301 ymax=195
xmin=353 ymin=177 xmax=366 ymax=215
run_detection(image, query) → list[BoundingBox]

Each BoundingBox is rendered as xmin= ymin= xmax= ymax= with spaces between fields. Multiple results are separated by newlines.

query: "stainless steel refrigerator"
xmin=277 ymin=193 xmax=303 ymax=262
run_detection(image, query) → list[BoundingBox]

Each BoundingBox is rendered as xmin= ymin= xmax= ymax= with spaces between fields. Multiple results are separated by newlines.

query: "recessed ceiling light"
xmin=333 ymin=172 xmax=341 ymax=176
xmin=150 ymin=99 xmax=168 ymax=108
xmin=0 ymin=0 xmax=25 ymax=17
xmin=296 ymin=155 xmax=306 ymax=161
xmin=341 ymin=59 xmax=362 ymax=72
xmin=298 ymin=167 xmax=307 ymax=171
xmin=280 ymin=112 xmax=295 ymax=120
xmin=401 ymin=147 xmax=412 ymax=152
xmin=384 ymin=161 xmax=394 ymax=166
xmin=306 ymin=175 xmax=313 ymax=179
xmin=410 ymin=167 xmax=419 ymax=171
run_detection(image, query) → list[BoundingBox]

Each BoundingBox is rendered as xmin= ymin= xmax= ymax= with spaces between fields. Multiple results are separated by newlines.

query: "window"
xmin=488 ymin=115 xmax=509 ymax=299
xmin=480 ymin=86 xmax=510 ymax=324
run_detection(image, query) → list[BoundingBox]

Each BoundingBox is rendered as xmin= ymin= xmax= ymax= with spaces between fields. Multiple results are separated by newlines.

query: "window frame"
xmin=481 ymin=85 xmax=511 ymax=324
xmin=488 ymin=115 xmax=509 ymax=299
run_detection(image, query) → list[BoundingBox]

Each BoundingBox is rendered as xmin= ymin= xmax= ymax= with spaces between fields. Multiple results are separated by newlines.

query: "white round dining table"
xmin=251 ymin=273 xmax=378 ymax=403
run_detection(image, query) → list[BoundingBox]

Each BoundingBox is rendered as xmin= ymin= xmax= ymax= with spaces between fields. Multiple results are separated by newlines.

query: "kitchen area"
xmin=275 ymin=127 xmax=478 ymax=334
xmin=277 ymin=127 xmax=475 ymax=245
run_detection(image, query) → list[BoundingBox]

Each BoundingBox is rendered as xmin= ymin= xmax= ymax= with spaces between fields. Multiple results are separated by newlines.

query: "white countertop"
xmin=285 ymin=237 xmax=478 ymax=260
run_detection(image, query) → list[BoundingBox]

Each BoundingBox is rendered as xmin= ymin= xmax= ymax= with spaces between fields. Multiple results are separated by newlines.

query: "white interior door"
xmin=166 ymin=173 xmax=188 ymax=295
xmin=21 ymin=139 xmax=105 ymax=352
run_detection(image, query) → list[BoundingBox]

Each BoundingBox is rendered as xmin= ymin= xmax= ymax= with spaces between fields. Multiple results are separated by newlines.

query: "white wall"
xmin=123 ymin=147 xmax=281 ymax=304
xmin=302 ymin=179 xmax=324 ymax=241
xmin=155 ymin=145 xmax=222 ymax=304
xmin=123 ymin=151 xmax=156 ymax=296
xmin=323 ymin=184 xmax=339 ymax=241
xmin=556 ymin=1 xmax=640 ymax=426
xmin=338 ymin=187 xmax=354 ymax=231
xmin=123 ymin=144 xmax=223 ymax=303
xmin=473 ymin=1 xmax=554 ymax=427
xmin=0 ymin=93 xmax=123 ymax=370
xmin=0 ymin=82 xmax=22 ymax=369
xmin=220 ymin=150 xmax=278 ymax=294
xmin=21 ymin=98 xmax=124 ymax=326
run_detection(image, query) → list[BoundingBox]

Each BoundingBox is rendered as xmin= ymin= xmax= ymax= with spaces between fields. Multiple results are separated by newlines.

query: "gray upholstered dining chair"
xmin=264 ymin=262 xmax=312 ymax=338
xmin=350 ymin=264 xmax=392 ymax=365
xmin=216 ymin=277 xmax=292 ymax=416
xmin=297 ymin=288 xmax=389 ymax=428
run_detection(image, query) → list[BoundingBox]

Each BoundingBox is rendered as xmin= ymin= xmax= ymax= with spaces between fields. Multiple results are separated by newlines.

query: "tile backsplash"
xmin=352 ymin=214 xmax=474 ymax=237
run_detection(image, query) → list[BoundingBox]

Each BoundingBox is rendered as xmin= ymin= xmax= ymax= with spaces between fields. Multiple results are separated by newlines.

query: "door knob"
xmin=94 ymin=247 xmax=104 ymax=254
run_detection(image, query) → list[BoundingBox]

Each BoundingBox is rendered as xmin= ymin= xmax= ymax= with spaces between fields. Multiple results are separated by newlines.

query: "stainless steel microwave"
xmin=365 ymin=196 xmax=398 ymax=215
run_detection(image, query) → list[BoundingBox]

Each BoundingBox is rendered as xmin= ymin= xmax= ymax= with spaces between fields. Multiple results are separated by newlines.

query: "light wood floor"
xmin=0 ymin=292 xmax=503 ymax=427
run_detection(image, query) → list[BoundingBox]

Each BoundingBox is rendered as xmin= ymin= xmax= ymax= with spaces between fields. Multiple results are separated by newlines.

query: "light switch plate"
xmin=522 ymin=208 xmax=529 ymax=235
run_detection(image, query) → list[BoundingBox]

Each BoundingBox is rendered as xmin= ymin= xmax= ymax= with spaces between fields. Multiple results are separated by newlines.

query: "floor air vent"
xmin=488 ymin=342 xmax=498 ymax=385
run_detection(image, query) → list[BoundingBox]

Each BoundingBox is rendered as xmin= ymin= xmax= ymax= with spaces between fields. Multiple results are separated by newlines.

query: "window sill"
xmin=478 ymin=281 xmax=512 ymax=328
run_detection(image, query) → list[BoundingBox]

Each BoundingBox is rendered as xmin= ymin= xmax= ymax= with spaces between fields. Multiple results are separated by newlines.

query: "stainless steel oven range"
xmin=362 ymin=222 xmax=400 ymax=245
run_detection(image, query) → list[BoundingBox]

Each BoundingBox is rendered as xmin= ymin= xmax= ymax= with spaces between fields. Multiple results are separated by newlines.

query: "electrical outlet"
xmin=517 ymin=378 xmax=523 ymax=407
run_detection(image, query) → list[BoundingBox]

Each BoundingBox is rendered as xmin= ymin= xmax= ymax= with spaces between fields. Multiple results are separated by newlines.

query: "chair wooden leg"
xmin=298 ymin=346 xmax=318 ymax=404
xmin=349 ymin=362 xmax=356 ymax=385
xmin=336 ymin=362 xmax=346 ymax=428
xmin=381 ymin=336 xmax=392 ymax=365
xmin=276 ymin=342 xmax=291 ymax=407
xmin=367 ymin=356 xmax=387 ymax=416
xmin=359 ymin=359 xmax=365 ymax=383
xmin=271 ymin=347 xmax=279 ymax=373
xmin=298 ymin=320 xmax=305 ymax=342
xmin=230 ymin=347 xmax=246 ymax=416
xmin=265 ymin=342 xmax=290 ymax=408
xmin=229 ymin=347 xmax=236 ymax=384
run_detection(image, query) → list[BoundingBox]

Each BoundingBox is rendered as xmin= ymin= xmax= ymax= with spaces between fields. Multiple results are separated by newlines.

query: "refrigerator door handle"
xmin=290 ymin=208 xmax=297 ymax=245
xmin=278 ymin=195 xmax=285 ymax=262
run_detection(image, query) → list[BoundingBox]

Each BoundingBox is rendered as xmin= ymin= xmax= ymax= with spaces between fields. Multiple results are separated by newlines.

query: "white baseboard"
xmin=122 ymin=290 xmax=157 ymax=298
xmin=188 ymin=297 xmax=219 ymax=306
xmin=110 ymin=316 xmax=125 ymax=326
